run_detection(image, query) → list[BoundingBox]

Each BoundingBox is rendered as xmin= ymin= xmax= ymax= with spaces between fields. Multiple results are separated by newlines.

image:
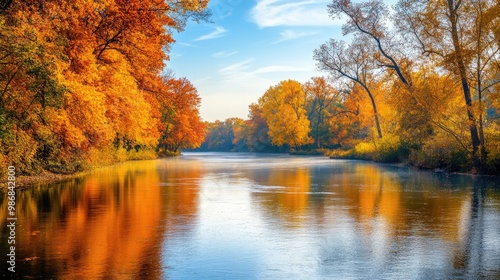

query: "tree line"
xmin=0 ymin=0 xmax=207 ymax=175
xmin=200 ymin=0 xmax=500 ymax=174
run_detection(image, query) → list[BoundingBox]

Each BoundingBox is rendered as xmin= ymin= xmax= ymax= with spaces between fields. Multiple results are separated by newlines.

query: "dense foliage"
xmin=0 ymin=0 xmax=207 ymax=175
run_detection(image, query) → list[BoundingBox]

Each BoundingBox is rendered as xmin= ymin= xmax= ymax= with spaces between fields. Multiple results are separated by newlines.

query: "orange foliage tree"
xmin=0 ymin=0 xmax=209 ymax=174
xmin=158 ymin=78 xmax=206 ymax=154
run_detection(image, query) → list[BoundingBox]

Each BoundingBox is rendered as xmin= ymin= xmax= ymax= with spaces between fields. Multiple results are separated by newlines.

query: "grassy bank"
xmin=328 ymin=136 xmax=500 ymax=175
xmin=0 ymin=147 xmax=163 ymax=193
xmin=0 ymin=147 xmax=188 ymax=193
xmin=0 ymin=171 xmax=88 ymax=193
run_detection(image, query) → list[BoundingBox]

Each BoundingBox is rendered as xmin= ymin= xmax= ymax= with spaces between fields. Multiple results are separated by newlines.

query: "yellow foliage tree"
xmin=259 ymin=80 xmax=312 ymax=149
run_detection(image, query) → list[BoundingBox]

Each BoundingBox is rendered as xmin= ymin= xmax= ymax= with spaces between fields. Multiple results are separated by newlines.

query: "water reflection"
xmin=336 ymin=164 xmax=471 ymax=242
xmin=158 ymin=158 xmax=201 ymax=227
xmin=253 ymin=167 xmax=311 ymax=226
xmin=0 ymin=153 xmax=499 ymax=279
xmin=1 ymin=160 xmax=183 ymax=279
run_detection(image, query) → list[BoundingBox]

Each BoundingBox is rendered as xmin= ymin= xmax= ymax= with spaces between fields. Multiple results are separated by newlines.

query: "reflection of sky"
xmin=163 ymin=177 xmax=263 ymax=279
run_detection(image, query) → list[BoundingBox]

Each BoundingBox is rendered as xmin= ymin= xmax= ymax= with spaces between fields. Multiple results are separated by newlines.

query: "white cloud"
xmin=194 ymin=26 xmax=228 ymax=41
xmin=251 ymin=0 xmax=342 ymax=28
xmin=219 ymin=59 xmax=254 ymax=74
xmin=193 ymin=76 xmax=211 ymax=84
xmin=220 ymin=60 xmax=308 ymax=77
xmin=252 ymin=65 xmax=307 ymax=74
xmin=274 ymin=29 xmax=317 ymax=43
xmin=169 ymin=53 xmax=183 ymax=59
xmin=177 ymin=42 xmax=197 ymax=47
xmin=212 ymin=51 xmax=239 ymax=58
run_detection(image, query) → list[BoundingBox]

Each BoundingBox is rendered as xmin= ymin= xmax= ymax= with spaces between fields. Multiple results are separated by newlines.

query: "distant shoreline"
xmin=1 ymin=152 xmax=498 ymax=193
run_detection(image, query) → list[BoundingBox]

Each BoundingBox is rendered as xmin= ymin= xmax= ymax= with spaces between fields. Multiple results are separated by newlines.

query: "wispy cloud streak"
xmin=251 ymin=0 xmax=342 ymax=28
xmin=274 ymin=29 xmax=317 ymax=43
xmin=213 ymin=51 xmax=239 ymax=58
xmin=195 ymin=26 xmax=228 ymax=41
xmin=219 ymin=59 xmax=254 ymax=74
xmin=252 ymin=65 xmax=307 ymax=74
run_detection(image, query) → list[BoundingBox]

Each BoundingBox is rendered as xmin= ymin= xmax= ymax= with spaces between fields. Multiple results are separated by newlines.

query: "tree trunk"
xmin=448 ymin=0 xmax=482 ymax=171
xmin=361 ymin=84 xmax=383 ymax=138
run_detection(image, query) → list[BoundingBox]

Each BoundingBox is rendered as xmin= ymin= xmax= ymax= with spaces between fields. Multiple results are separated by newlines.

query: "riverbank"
xmin=329 ymin=152 xmax=500 ymax=178
xmin=0 ymin=171 xmax=88 ymax=193
xmin=0 ymin=152 xmax=188 ymax=193
xmin=290 ymin=147 xmax=498 ymax=177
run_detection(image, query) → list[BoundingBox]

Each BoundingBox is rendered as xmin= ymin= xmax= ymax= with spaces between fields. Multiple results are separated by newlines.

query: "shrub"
xmin=0 ymin=154 xmax=7 ymax=179
xmin=157 ymin=149 xmax=181 ymax=157
xmin=3 ymin=129 xmax=41 ymax=175
xmin=46 ymin=156 xmax=87 ymax=174
xmin=330 ymin=141 xmax=376 ymax=160
xmin=127 ymin=148 xmax=158 ymax=160
xmin=409 ymin=136 xmax=471 ymax=172
xmin=374 ymin=135 xmax=410 ymax=163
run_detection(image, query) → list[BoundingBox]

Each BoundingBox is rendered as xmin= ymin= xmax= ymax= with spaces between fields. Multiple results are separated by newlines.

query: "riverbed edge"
xmin=0 ymin=152 xmax=190 ymax=193
xmin=2 ymin=153 xmax=497 ymax=193
xmin=0 ymin=171 xmax=89 ymax=193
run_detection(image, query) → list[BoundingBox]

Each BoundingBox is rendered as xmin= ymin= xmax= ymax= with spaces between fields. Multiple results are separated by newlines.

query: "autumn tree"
xmin=303 ymin=77 xmax=340 ymax=147
xmin=314 ymin=36 xmax=383 ymax=138
xmin=245 ymin=103 xmax=276 ymax=152
xmin=326 ymin=85 xmax=367 ymax=146
xmin=327 ymin=0 xmax=499 ymax=171
xmin=202 ymin=121 xmax=233 ymax=151
xmin=0 ymin=0 xmax=210 ymax=174
xmin=394 ymin=0 xmax=500 ymax=167
xmin=259 ymin=80 xmax=312 ymax=150
xmin=231 ymin=118 xmax=250 ymax=152
xmin=158 ymin=78 xmax=206 ymax=153
xmin=0 ymin=1 xmax=70 ymax=173
xmin=200 ymin=118 xmax=248 ymax=152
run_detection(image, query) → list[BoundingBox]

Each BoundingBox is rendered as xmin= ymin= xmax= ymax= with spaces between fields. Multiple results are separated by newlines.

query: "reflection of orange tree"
xmin=338 ymin=165 xmax=470 ymax=242
xmin=4 ymin=161 xmax=171 ymax=279
xmin=254 ymin=168 xmax=311 ymax=227
xmin=339 ymin=165 xmax=403 ymax=234
xmin=158 ymin=159 xmax=202 ymax=222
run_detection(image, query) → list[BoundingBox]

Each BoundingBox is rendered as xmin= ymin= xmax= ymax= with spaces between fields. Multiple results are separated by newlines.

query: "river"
xmin=1 ymin=152 xmax=500 ymax=279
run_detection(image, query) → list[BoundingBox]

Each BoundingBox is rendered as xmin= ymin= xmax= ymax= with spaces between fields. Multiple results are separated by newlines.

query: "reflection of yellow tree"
xmin=488 ymin=189 xmax=500 ymax=212
xmin=53 ymin=161 xmax=163 ymax=279
xmin=338 ymin=164 xmax=470 ymax=242
xmin=254 ymin=168 xmax=310 ymax=227
xmin=339 ymin=165 xmax=403 ymax=234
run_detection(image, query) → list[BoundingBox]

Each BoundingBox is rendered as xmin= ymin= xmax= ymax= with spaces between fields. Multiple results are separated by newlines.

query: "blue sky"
xmin=168 ymin=0 xmax=346 ymax=122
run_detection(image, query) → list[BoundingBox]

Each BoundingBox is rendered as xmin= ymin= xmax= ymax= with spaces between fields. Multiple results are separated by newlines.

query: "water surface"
xmin=1 ymin=152 xmax=499 ymax=279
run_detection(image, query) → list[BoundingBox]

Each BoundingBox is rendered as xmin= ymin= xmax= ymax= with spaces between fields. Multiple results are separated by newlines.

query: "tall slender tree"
xmin=314 ymin=37 xmax=383 ymax=138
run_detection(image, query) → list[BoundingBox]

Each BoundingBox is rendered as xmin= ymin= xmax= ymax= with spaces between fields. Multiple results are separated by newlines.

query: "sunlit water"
xmin=1 ymin=152 xmax=500 ymax=279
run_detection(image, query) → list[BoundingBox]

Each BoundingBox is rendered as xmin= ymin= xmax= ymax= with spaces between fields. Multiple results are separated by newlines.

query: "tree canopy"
xmin=0 ymin=0 xmax=208 ymax=174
